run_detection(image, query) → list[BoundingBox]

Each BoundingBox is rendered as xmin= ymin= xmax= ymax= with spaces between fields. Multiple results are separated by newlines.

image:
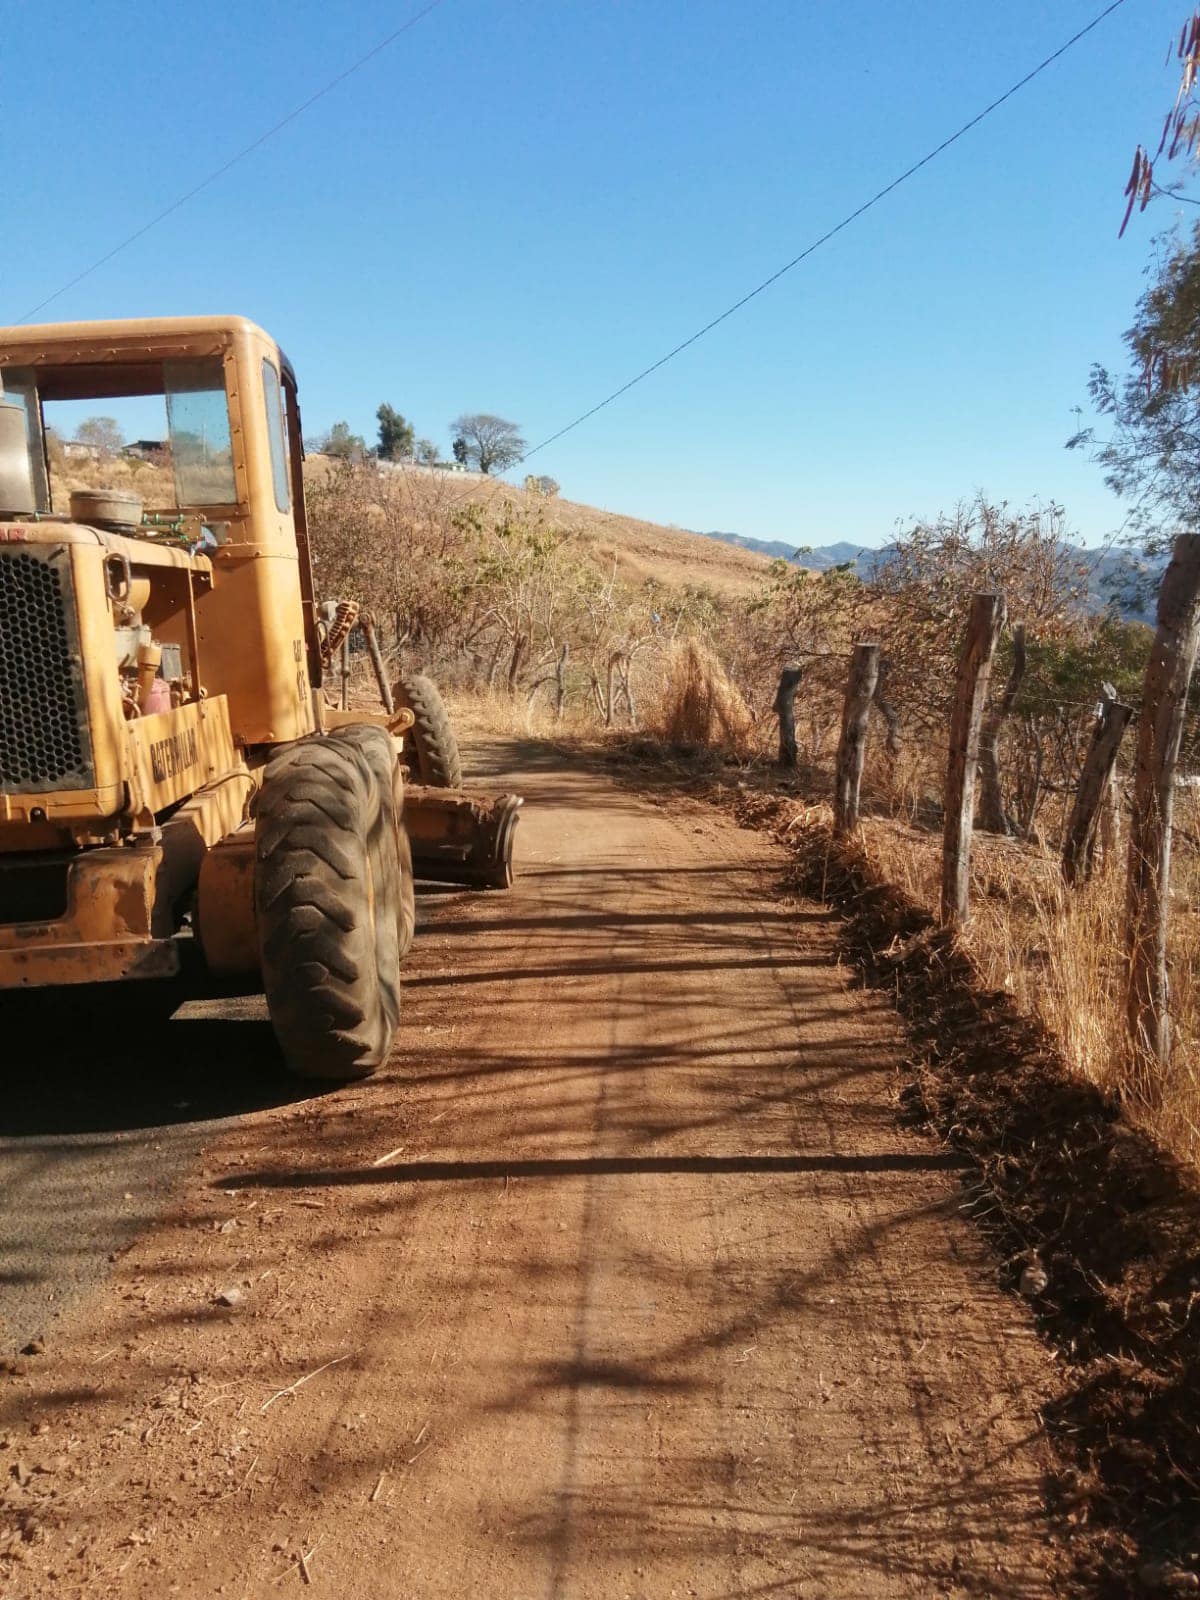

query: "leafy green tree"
xmin=452 ymin=436 xmax=468 ymax=466
xmin=1017 ymin=617 xmax=1151 ymax=716
xmin=376 ymin=404 xmax=414 ymax=462
xmin=317 ymin=421 xmax=366 ymax=460
xmin=450 ymin=413 xmax=526 ymax=475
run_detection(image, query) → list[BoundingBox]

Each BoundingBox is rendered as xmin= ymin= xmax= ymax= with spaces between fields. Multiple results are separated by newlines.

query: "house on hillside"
xmin=61 ymin=440 xmax=100 ymax=462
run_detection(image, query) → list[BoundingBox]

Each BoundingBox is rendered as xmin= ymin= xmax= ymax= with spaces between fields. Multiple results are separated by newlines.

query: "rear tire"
xmin=254 ymin=727 xmax=409 ymax=1081
xmin=392 ymin=673 xmax=463 ymax=789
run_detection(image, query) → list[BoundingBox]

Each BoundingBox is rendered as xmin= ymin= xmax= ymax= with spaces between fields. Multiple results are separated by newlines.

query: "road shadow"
xmin=0 ymin=984 xmax=320 ymax=1137
xmin=0 ymin=877 xmax=450 ymax=1139
xmin=223 ymin=1149 xmax=969 ymax=1190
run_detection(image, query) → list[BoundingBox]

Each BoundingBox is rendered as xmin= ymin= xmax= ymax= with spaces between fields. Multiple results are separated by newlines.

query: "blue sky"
xmin=3 ymin=0 xmax=1189 ymax=547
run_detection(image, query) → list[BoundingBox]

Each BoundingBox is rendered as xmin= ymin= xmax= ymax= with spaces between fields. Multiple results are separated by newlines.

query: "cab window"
xmin=262 ymin=359 xmax=291 ymax=514
xmin=165 ymin=359 xmax=237 ymax=506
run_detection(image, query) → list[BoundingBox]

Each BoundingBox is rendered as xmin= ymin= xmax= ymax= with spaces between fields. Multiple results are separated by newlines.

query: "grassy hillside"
xmin=308 ymin=460 xmax=772 ymax=599
xmin=51 ymin=451 xmax=772 ymax=600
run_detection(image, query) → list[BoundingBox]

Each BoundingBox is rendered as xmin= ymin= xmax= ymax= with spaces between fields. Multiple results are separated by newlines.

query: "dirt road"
xmin=1 ymin=742 xmax=1063 ymax=1597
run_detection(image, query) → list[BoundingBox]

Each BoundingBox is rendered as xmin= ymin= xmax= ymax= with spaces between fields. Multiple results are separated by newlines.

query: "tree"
xmin=75 ymin=417 xmax=123 ymax=457
xmin=415 ymin=438 xmax=441 ymax=465
xmin=449 ymin=413 xmax=526 ymax=475
xmin=1068 ymin=15 xmax=1200 ymax=560
xmin=452 ymin=436 xmax=468 ymax=466
xmin=311 ymin=421 xmax=366 ymax=460
xmin=525 ymin=474 xmax=560 ymax=498
xmin=1119 ymin=13 xmax=1200 ymax=235
xmin=1069 ymin=225 xmax=1200 ymax=546
xmin=376 ymin=404 xmax=414 ymax=462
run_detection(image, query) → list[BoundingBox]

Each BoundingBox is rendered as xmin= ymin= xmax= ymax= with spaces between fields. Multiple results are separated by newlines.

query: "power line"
xmin=16 ymin=0 xmax=447 ymax=325
xmin=519 ymin=0 xmax=1131 ymax=464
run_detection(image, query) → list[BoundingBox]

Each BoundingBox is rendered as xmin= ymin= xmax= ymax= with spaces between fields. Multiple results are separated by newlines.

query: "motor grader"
xmin=0 ymin=315 xmax=519 ymax=1079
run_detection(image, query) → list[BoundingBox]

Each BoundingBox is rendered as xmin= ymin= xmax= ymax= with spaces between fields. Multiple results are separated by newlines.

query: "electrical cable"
xmin=15 ymin=0 xmax=446 ymax=325
xmin=518 ymin=0 xmax=1131 ymax=464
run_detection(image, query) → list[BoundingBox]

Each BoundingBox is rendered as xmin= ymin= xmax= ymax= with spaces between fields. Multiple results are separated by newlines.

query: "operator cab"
xmin=0 ymin=316 xmax=322 ymax=756
xmin=0 ymin=317 xmax=301 ymax=546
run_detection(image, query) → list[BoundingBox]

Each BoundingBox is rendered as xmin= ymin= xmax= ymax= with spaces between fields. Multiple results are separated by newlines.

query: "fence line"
xmin=941 ymin=593 xmax=1005 ymax=925
xmin=833 ymin=643 xmax=880 ymax=835
xmin=771 ymin=546 xmax=1200 ymax=1107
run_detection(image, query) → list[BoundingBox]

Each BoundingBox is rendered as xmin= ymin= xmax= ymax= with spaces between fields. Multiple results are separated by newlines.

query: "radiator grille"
xmin=0 ymin=548 xmax=94 ymax=792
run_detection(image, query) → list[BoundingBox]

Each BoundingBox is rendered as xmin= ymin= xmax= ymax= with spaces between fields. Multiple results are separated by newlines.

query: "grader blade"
xmin=404 ymin=786 xmax=522 ymax=890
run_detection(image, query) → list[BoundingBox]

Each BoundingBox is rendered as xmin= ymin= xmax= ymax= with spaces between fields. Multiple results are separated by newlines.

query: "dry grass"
xmin=649 ymin=639 xmax=755 ymax=755
xmin=315 ymin=461 xmax=771 ymax=600
xmin=54 ymin=453 xmax=769 ymax=599
xmin=850 ymin=805 xmax=1200 ymax=1170
xmin=49 ymin=453 xmax=176 ymax=513
xmin=444 ymin=684 xmax=602 ymax=743
xmin=446 ymin=637 xmax=761 ymax=758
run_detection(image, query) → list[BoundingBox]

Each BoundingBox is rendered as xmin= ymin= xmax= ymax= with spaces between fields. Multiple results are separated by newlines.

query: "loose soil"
xmin=722 ymin=786 xmax=1200 ymax=1600
xmin=2 ymin=740 xmax=1070 ymax=1597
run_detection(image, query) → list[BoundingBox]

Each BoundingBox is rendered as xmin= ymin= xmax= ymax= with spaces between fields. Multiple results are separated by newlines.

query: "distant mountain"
xmin=795 ymin=539 xmax=872 ymax=570
xmin=1077 ymin=547 xmax=1162 ymax=623
xmin=697 ymin=531 xmax=804 ymax=563
xmin=693 ymin=530 xmax=1162 ymax=623
xmin=699 ymin=531 xmax=870 ymax=570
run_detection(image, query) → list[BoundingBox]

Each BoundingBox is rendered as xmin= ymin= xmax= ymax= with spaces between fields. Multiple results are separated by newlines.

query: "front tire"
xmin=254 ymin=727 xmax=409 ymax=1081
xmin=392 ymin=673 xmax=463 ymax=788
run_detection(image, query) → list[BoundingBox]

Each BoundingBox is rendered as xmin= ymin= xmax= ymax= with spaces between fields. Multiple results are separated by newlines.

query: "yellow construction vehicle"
xmin=0 ymin=315 xmax=520 ymax=1079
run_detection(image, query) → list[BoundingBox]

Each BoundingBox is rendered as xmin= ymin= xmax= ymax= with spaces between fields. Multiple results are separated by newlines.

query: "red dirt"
xmin=1 ymin=743 xmax=1066 ymax=1597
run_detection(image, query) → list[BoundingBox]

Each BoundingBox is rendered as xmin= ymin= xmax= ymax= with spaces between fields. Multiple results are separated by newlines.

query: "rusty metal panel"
xmin=0 ymin=842 xmax=179 ymax=986
xmin=125 ymin=694 xmax=241 ymax=817
xmin=196 ymin=824 xmax=258 ymax=977
xmin=404 ymin=786 xmax=522 ymax=889
xmin=0 ymin=936 xmax=178 ymax=986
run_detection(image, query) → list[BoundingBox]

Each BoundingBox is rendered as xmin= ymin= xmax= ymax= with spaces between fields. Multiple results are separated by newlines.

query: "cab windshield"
xmin=0 ymin=356 xmax=237 ymax=515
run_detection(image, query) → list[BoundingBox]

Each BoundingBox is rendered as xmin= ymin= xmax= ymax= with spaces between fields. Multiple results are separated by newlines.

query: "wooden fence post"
xmin=1125 ymin=532 xmax=1200 ymax=1106
xmin=1061 ymin=684 xmax=1134 ymax=886
xmin=941 ymin=592 xmax=1006 ymax=925
xmin=833 ymin=643 xmax=880 ymax=834
xmin=359 ymin=611 xmax=394 ymax=715
xmin=977 ymin=623 xmax=1026 ymax=835
xmin=773 ymin=665 xmax=803 ymax=769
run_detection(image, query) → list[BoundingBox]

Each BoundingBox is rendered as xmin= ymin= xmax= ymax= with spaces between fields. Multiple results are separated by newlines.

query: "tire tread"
xmin=254 ymin=729 xmax=405 ymax=1080
xmin=392 ymin=674 xmax=463 ymax=788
